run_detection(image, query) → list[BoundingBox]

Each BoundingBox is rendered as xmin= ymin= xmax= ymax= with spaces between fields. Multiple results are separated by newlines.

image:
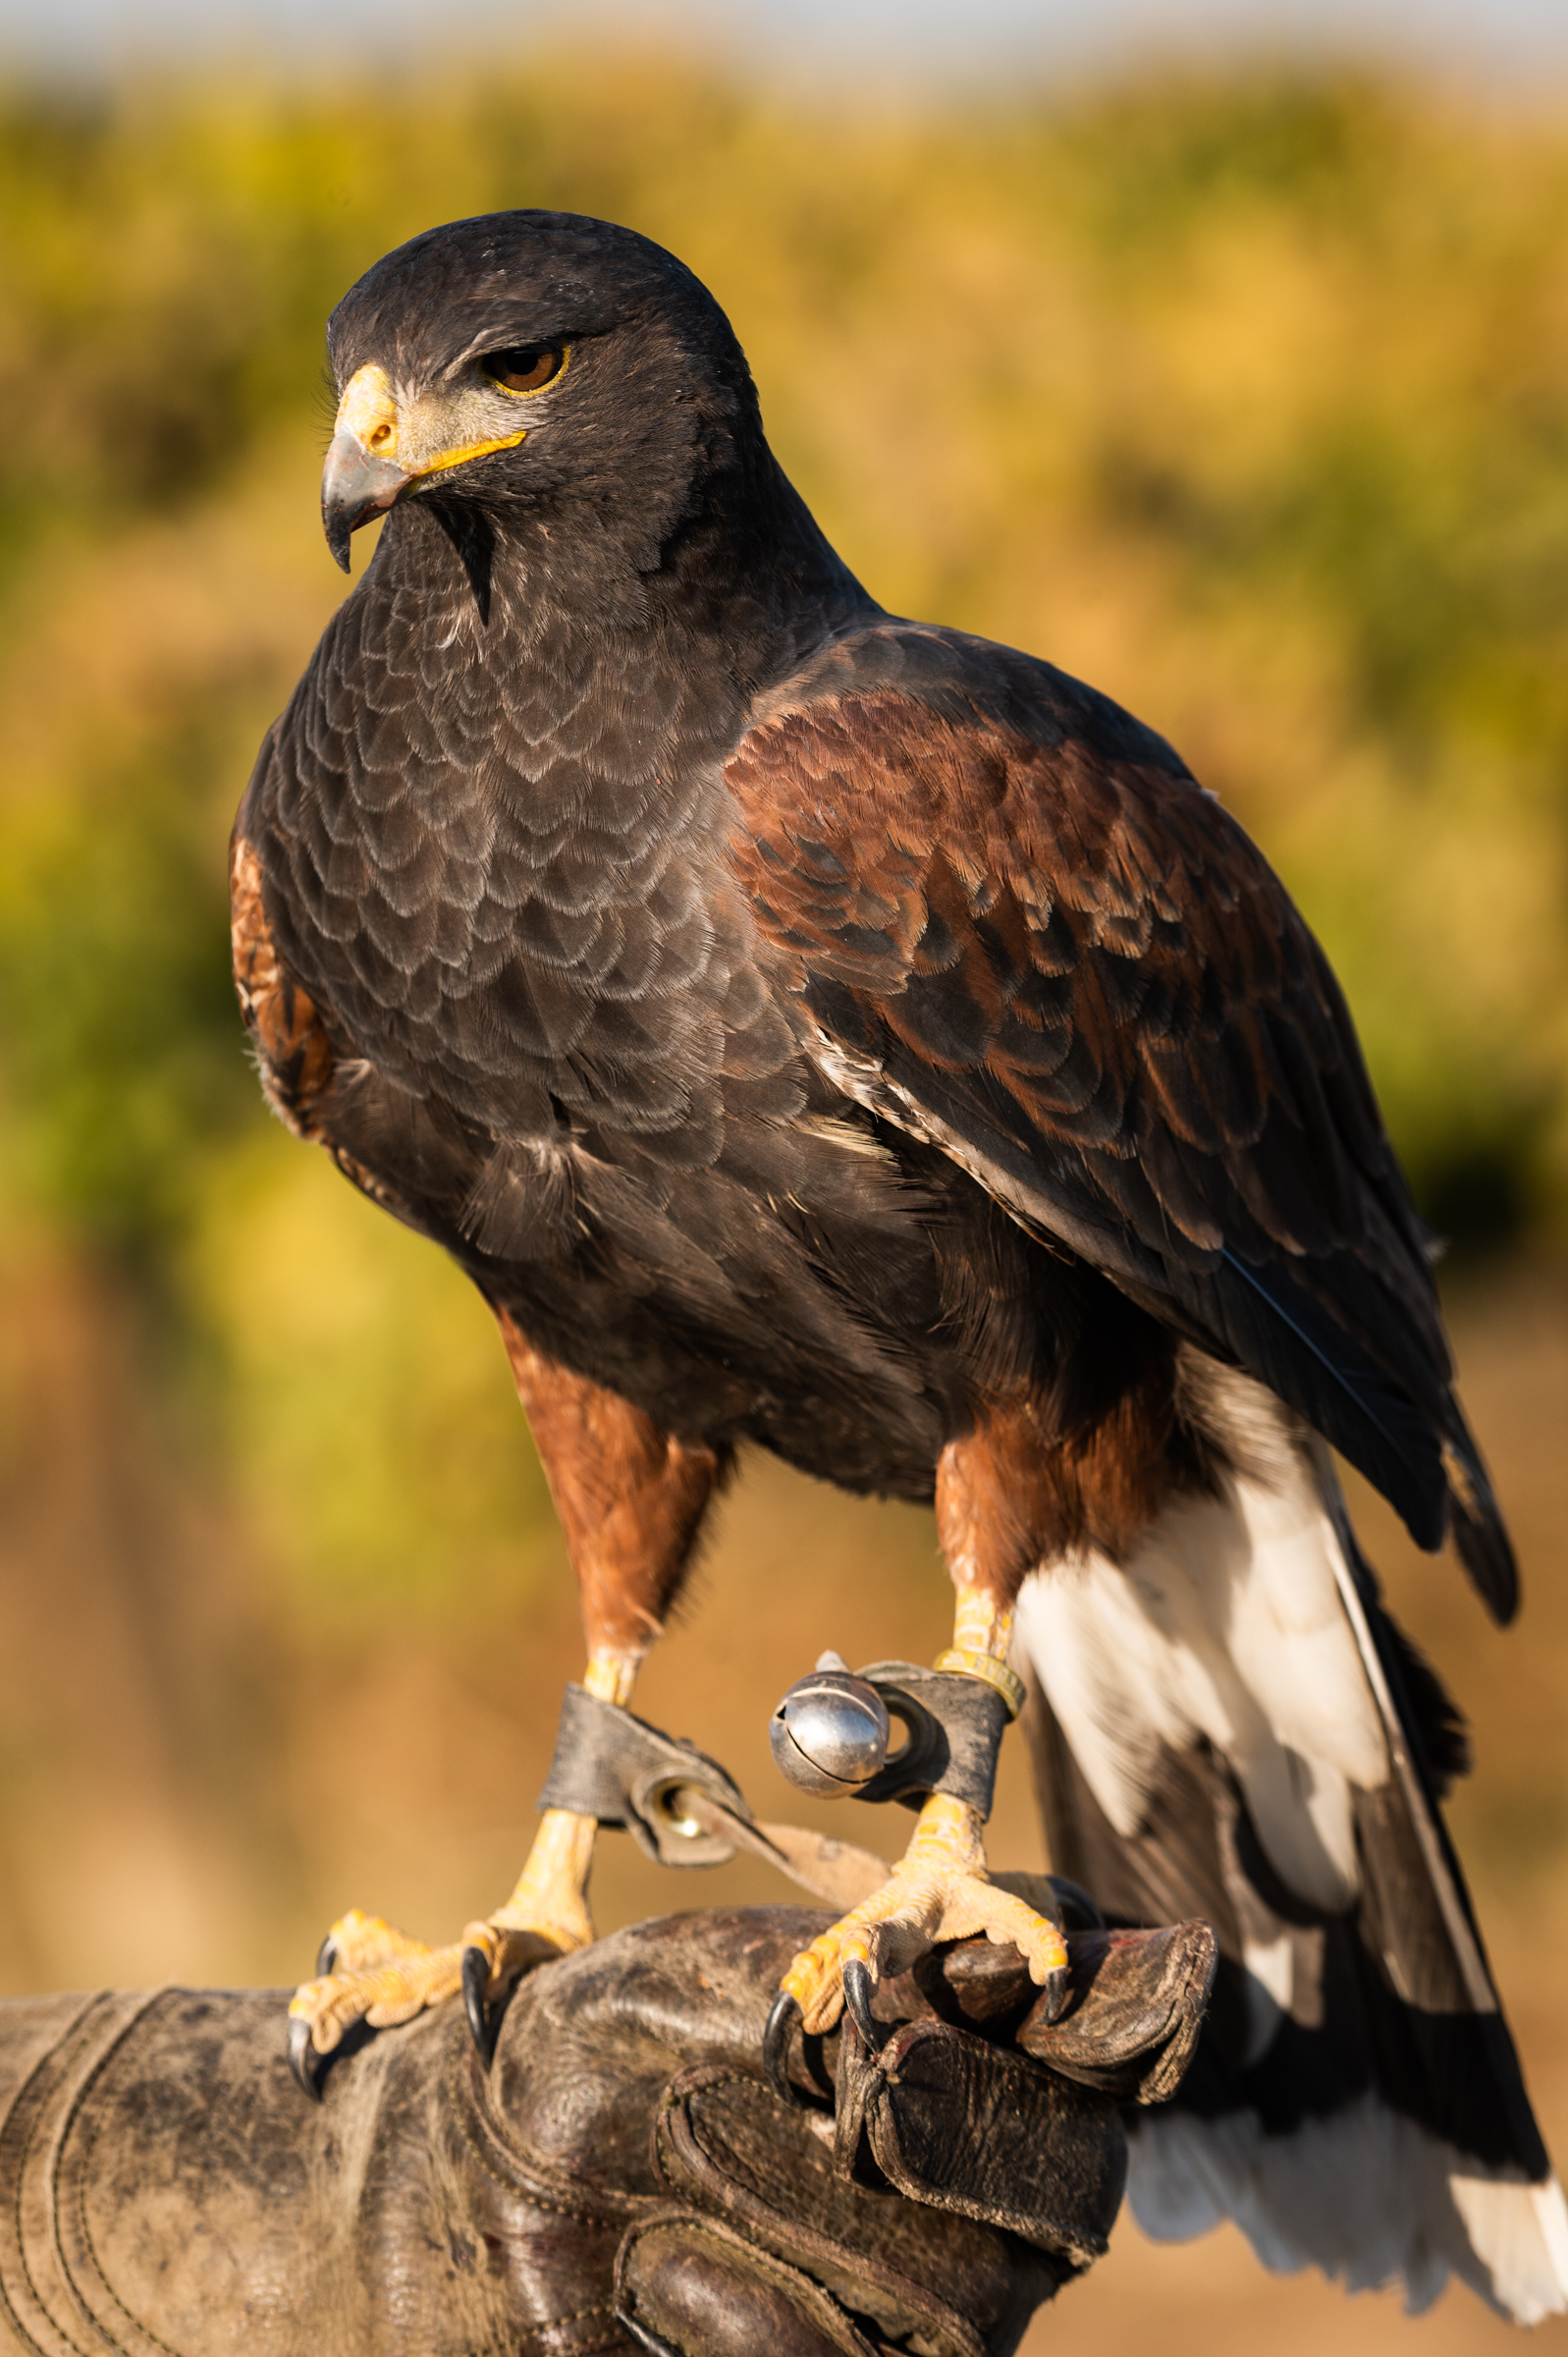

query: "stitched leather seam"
xmin=621 ymin=2215 xmax=871 ymax=2357
xmin=449 ymin=2034 xmax=644 ymax=2228
xmin=0 ymin=1994 xmax=113 ymax=2357
xmin=60 ymin=1990 xmax=192 ymax=2357
xmin=653 ymin=2068 xmax=985 ymax=2357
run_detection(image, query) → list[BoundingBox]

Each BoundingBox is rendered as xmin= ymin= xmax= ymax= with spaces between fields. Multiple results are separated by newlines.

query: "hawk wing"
xmin=726 ymin=620 xmax=1513 ymax=1617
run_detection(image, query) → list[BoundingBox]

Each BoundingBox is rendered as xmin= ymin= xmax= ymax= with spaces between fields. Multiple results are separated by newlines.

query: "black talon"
xmin=841 ymin=1958 xmax=882 ymax=2051
xmin=1041 ymin=1960 xmax=1071 ymax=2026
xmin=462 ymin=1945 xmax=499 ymax=2066
xmin=315 ymin=1933 xmax=339 ymax=1978
xmin=288 ymin=2015 xmax=324 ymax=2102
xmin=763 ymin=1989 xmax=805 ymax=2107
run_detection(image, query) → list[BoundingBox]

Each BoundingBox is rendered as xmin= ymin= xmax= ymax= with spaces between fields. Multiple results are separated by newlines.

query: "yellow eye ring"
xmin=483 ymin=343 xmax=571 ymax=398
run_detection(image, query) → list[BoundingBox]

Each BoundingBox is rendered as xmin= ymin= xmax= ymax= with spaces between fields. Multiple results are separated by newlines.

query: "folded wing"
xmin=728 ymin=621 xmax=1513 ymax=1616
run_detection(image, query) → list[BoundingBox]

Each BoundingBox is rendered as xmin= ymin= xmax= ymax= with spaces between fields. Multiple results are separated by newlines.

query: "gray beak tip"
xmin=320 ymin=428 xmax=410 ymax=570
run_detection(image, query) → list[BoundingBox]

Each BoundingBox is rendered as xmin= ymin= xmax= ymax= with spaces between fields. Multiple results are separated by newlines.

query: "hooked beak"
xmin=321 ymin=429 xmax=409 ymax=573
xmin=322 ymin=362 xmax=409 ymax=572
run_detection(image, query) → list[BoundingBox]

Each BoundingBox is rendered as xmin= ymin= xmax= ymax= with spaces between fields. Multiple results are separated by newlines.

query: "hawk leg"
xmin=288 ymin=1653 xmax=635 ymax=2090
xmin=769 ymin=1398 xmax=1127 ymax=2064
xmin=772 ymin=1586 xmax=1068 ymax=2053
xmin=288 ymin=1319 xmax=723 ymax=2092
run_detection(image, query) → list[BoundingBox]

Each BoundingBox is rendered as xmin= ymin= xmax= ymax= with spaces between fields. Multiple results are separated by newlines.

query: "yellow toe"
xmin=780 ymin=1791 xmax=1067 ymax=2035
xmin=289 ymin=1937 xmax=462 ymax=2053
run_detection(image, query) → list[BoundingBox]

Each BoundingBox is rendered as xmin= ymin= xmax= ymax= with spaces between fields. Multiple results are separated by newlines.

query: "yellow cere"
xmin=335 ymin=361 xmax=400 ymax=459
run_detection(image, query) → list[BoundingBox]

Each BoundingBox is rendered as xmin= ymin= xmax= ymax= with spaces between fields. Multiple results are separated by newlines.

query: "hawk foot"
xmin=775 ymin=1792 xmax=1069 ymax=2045
xmin=287 ymin=1809 xmax=600 ymax=2096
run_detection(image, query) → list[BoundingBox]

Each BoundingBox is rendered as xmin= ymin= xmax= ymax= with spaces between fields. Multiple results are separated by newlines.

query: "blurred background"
xmin=2 ymin=3 xmax=1568 ymax=2347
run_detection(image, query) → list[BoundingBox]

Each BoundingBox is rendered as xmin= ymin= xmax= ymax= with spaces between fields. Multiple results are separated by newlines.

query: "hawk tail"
xmin=1012 ymin=1383 xmax=1566 ymax=2323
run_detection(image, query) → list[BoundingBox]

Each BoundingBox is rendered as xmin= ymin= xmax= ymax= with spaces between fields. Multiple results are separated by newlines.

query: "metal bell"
xmin=769 ymin=1653 xmax=892 ymax=1797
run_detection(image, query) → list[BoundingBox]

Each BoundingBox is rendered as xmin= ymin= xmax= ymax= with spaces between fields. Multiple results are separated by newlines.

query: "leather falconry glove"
xmin=0 ymin=1903 xmax=1213 ymax=2357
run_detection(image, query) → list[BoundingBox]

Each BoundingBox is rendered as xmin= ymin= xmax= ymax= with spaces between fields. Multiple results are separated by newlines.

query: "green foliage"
xmin=187 ymin=1134 xmax=554 ymax=1626
xmin=0 ymin=713 xmax=251 ymax=1257
xmin=1 ymin=51 xmax=1566 ymax=1617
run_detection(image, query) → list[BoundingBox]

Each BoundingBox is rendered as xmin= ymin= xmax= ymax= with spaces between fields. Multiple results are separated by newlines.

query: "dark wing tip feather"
xmin=1435 ymin=1409 xmax=1518 ymax=1624
xmin=1214 ymin=1249 xmax=1448 ymax=1552
xmin=1452 ymin=1470 xmax=1508 ymax=1621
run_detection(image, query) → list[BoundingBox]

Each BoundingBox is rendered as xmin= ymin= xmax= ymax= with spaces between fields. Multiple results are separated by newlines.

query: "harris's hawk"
xmin=231 ymin=211 xmax=1567 ymax=2321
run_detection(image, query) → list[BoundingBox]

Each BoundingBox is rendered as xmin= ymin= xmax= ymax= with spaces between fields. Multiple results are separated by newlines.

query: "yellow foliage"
xmin=187 ymin=1131 xmax=554 ymax=1625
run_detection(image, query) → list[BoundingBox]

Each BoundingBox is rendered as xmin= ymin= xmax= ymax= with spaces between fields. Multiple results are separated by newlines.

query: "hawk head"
xmin=320 ymin=211 xmax=763 ymax=580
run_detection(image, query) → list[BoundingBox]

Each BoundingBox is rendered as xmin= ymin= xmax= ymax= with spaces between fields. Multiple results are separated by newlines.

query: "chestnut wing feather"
xmin=727 ymin=627 xmax=1512 ymax=1613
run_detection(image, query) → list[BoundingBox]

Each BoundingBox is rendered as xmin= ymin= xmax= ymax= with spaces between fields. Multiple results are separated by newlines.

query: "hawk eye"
xmin=482 ymin=344 xmax=568 ymax=395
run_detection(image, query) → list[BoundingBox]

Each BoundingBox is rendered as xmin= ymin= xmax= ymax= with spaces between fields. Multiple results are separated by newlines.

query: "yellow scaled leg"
xmin=773 ymin=1587 xmax=1069 ymax=2056
xmin=287 ymin=1649 xmax=638 ymax=2093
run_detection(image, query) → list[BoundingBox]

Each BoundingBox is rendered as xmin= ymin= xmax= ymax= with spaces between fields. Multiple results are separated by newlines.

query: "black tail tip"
xmin=1445 ymin=1440 xmax=1519 ymax=1624
xmin=1453 ymin=1502 xmax=1519 ymax=1625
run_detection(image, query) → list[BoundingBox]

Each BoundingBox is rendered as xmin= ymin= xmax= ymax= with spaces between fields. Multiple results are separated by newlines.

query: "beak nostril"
xmin=368 ymin=422 xmax=394 ymax=451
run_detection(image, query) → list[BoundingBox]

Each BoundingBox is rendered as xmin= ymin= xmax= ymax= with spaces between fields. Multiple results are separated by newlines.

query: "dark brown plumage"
xmin=233 ymin=210 xmax=1563 ymax=2318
